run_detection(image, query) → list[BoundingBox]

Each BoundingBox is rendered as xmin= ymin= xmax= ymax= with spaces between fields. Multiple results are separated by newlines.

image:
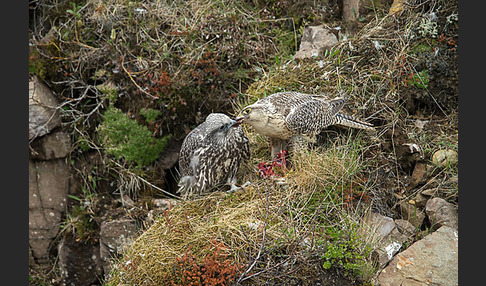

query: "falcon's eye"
xmin=242 ymin=108 xmax=251 ymax=115
xmin=218 ymin=124 xmax=227 ymax=131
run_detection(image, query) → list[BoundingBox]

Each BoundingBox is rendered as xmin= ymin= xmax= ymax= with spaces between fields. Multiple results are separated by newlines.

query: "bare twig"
xmin=112 ymin=160 xmax=180 ymax=199
xmin=121 ymin=59 xmax=159 ymax=99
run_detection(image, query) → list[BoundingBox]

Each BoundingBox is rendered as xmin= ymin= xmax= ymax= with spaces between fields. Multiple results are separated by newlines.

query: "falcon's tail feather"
xmin=335 ymin=113 xmax=375 ymax=131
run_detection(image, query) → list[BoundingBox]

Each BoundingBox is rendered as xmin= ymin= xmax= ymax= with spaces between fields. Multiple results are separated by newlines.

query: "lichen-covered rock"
xmin=29 ymin=76 xmax=61 ymax=140
xmin=378 ymin=226 xmax=458 ymax=286
xmin=99 ymin=218 xmax=139 ymax=275
xmin=388 ymin=0 xmax=405 ymax=15
xmin=29 ymin=159 xmax=69 ymax=264
xmin=431 ymin=149 xmax=458 ymax=167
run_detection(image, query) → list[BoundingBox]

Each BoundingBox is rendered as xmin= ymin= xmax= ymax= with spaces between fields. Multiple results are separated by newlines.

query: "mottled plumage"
xmin=236 ymin=91 xmax=374 ymax=158
xmin=178 ymin=113 xmax=250 ymax=199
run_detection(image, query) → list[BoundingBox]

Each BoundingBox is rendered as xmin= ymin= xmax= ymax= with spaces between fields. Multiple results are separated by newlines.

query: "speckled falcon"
xmin=178 ymin=113 xmax=250 ymax=199
xmin=236 ymin=91 xmax=374 ymax=158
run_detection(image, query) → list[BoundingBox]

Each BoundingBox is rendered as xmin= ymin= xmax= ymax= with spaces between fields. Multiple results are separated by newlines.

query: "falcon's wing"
xmin=237 ymin=128 xmax=251 ymax=162
xmin=327 ymin=97 xmax=346 ymax=117
xmin=286 ymin=97 xmax=346 ymax=135
xmin=179 ymin=124 xmax=206 ymax=177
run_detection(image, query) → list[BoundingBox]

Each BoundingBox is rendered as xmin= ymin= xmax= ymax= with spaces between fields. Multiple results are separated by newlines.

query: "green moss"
xmin=140 ymin=108 xmax=162 ymax=124
xmin=29 ymin=51 xmax=47 ymax=78
xmin=29 ymin=46 xmax=59 ymax=80
xmin=97 ymin=106 xmax=171 ymax=167
xmin=411 ymin=42 xmax=434 ymax=54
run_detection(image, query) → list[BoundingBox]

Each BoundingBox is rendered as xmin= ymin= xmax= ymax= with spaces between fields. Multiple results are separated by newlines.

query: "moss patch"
xmin=97 ymin=106 xmax=171 ymax=167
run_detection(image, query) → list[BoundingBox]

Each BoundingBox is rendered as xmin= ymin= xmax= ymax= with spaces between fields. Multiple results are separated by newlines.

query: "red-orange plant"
xmin=342 ymin=177 xmax=370 ymax=209
xmin=172 ymin=239 xmax=244 ymax=286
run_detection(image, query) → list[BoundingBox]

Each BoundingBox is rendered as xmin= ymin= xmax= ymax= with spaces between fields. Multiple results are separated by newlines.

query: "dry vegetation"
xmin=30 ymin=0 xmax=320 ymax=139
xmin=29 ymin=0 xmax=458 ymax=285
xmin=106 ymin=137 xmax=378 ymax=285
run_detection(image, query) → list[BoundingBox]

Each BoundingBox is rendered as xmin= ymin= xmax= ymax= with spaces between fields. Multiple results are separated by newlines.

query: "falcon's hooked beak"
xmin=234 ymin=106 xmax=253 ymax=126
xmin=232 ymin=116 xmax=245 ymax=127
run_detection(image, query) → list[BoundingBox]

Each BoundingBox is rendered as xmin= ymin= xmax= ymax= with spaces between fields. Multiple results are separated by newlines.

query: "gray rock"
xmin=29 ymin=76 xmax=61 ymax=140
xmin=365 ymin=212 xmax=396 ymax=238
xmin=394 ymin=219 xmax=416 ymax=239
xmin=58 ymin=234 xmax=103 ymax=286
xmin=29 ymin=159 xmax=69 ymax=263
xmin=425 ymin=197 xmax=458 ymax=230
xmin=99 ymin=218 xmax=139 ymax=274
xmin=398 ymin=201 xmax=425 ymax=229
xmin=29 ymin=160 xmax=69 ymax=209
xmin=29 ymin=130 xmax=71 ymax=160
xmin=363 ymin=212 xmax=412 ymax=269
xmin=431 ymin=149 xmax=458 ymax=167
xmin=28 ymin=235 xmax=53 ymax=265
xmin=378 ymin=226 xmax=458 ymax=286
xmin=29 ymin=209 xmax=62 ymax=231
xmin=420 ymin=188 xmax=436 ymax=197
xmin=412 ymin=192 xmax=429 ymax=209
xmin=294 ymin=25 xmax=338 ymax=59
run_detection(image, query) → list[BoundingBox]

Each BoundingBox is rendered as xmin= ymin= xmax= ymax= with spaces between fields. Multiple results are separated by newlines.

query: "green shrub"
xmin=62 ymin=204 xmax=98 ymax=242
xmin=320 ymin=223 xmax=375 ymax=277
xmin=97 ymin=106 xmax=171 ymax=167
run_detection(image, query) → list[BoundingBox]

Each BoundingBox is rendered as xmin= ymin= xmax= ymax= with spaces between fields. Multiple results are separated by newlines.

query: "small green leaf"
xmin=111 ymin=29 xmax=116 ymax=40
xmin=323 ymin=261 xmax=332 ymax=269
xmin=68 ymin=194 xmax=82 ymax=202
